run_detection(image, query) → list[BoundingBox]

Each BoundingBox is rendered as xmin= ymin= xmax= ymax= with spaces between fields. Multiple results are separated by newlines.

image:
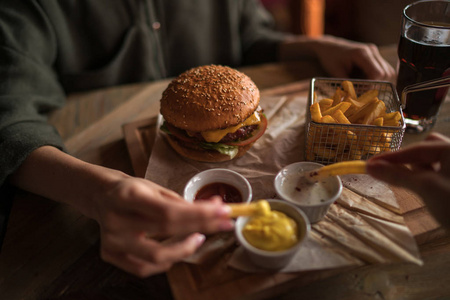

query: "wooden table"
xmin=1 ymin=46 xmax=450 ymax=300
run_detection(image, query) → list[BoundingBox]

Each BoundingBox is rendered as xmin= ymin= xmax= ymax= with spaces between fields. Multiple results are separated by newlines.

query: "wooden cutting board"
xmin=122 ymin=117 xmax=445 ymax=300
xmin=122 ymin=81 xmax=445 ymax=300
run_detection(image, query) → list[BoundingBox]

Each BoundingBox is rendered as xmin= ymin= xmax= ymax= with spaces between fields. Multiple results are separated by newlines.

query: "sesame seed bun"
xmin=159 ymin=65 xmax=265 ymax=162
xmin=160 ymin=65 xmax=260 ymax=132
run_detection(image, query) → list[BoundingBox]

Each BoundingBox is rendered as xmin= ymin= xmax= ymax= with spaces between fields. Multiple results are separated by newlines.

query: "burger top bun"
xmin=160 ymin=65 xmax=260 ymax=132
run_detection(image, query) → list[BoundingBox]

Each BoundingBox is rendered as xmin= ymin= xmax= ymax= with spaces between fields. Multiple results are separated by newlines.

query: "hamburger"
xmin=160 ymin=65 xmax=267 ymax=162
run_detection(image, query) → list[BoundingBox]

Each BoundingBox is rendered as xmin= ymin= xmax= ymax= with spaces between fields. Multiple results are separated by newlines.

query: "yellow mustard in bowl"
xmin=242 ymin=210 xmax=298 ymax=251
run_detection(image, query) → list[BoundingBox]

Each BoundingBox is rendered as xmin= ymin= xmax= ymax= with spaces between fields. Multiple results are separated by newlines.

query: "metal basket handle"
xmin=401 ymin=75 xmax=450 ymax=109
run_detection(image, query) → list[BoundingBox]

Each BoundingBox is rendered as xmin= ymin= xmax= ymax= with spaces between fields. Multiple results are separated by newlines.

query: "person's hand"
xmin=312 ymin=35 xmax=396 ymax=81
xmin=279 ymin=35 xmax=395 ymax=81
xmin=92 ymin=177 xmax=233 ymax=277
xmin=9 ymin=146 xmax=234 ymax=278
xmin=366 ymin=133 xmax=450 ymax=227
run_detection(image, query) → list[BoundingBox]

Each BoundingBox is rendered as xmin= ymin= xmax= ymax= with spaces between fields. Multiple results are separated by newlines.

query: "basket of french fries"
xmin=305 ymin=78 xmax=405 ymax=164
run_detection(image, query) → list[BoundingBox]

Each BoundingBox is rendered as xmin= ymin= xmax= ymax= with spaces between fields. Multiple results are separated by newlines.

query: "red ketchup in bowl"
xmin=194 ymin=182 xmax=242 ymax=203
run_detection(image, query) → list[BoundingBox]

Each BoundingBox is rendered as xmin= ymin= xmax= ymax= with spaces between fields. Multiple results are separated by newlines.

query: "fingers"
xmin=95 ymin=177 xmax=234 ymax=278
xmin=161 ymin=201 xmax=233 ymax=235
xmin=426 ymin=132 xmax=450 ymax=143
xmin=101 ymin=233 xmax=206 ymax=278
xmin=369 ymin=141 xmax=450 ymax=166
xmin=103 ymin=178 xmax=234 ymax=237
xmin=352 ymin=44 xmax=395 ymax=81
xmin=368 ymin=159 xmax=450 ymax=228
xmin=366 ymin=159 xmax=435 ymax=196
xmin=367 ymin=159 xmax=444 ymax=192
xmin=368 ymin=44 xmax=396 ymax=81
xmin=366 ymin=160 xmax=415 ymax=187
xmin=108 ymin=179 xmax=231 ymax=232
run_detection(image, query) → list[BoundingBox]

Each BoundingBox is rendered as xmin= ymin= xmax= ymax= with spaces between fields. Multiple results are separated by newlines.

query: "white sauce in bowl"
xmin=280 ymin=173 xmax=335 ymax=205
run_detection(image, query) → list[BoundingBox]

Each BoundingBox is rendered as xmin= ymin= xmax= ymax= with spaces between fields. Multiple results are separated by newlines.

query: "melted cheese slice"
xmin=201 ymin=111 xmax=261 ymax=143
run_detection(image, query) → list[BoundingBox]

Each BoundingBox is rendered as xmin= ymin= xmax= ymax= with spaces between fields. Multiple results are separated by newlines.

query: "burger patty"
xmin=219 ymin=125 xmax=258 ymax=143
xmin=165 ymin=121 xmax=258 ymax=144
xmin=189 ymin=125 xmax=258 ymax=143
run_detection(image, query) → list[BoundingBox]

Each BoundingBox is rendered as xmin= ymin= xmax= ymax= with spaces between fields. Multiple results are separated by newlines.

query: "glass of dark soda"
xmin=396 ymin=0 xmax=450 ymax=133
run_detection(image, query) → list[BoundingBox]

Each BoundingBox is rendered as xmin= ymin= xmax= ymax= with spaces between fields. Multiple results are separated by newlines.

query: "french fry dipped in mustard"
xmin=307 ymin=160 xmax=367 ymax=182
xmin=228 ymin=200 xmax=271 ymax=218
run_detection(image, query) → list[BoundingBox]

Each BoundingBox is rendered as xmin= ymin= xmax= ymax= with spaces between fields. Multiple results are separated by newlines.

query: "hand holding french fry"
xmin=227 ymin=200 xmax=271 ymax=218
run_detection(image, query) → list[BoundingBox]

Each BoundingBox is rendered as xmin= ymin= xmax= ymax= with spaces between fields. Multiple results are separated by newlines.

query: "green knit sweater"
xmin=0 ymin=0 xmax=287 ymax=188
xmin=0 ymin=0 xmax=288 ymax=242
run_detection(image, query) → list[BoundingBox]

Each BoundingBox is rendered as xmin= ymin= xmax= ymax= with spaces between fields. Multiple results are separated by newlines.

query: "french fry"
xmin=319 ymin=98 xmax=334 ymax=112
xmin=331 ymin=109 xmax=351 ymax=124
xmin=383 ymin=119 xmax=401 ymax=126
xmin=370 ymin=118 xmax=385 ymax=143
xmin=372 ymin=117 xmax=384 ymax=126
xmin=357 ymin=89 xmax=379 ymax=105
xmin=360 ymin=100 xmax=386 ymax=125
xmin=333 ymin=88 xmax=345 ymax=106
xmin=382 ymin=111 xmax=402 ymax=126
xmin=307 ymin=160 xmax=367 ymax=182
xmin=349 ymin=147 xmax=363 ymax=160
xmin=347 ymin=98 xmax=379 ymax=123
xmin=310 ymin=102 xmax=322 ymax=122
xmin=342 ymin=80 xmax=357 ymax=100
xmin=384 ymin=111 xmax=401 ymax=120
xmin=346 ymin=130 xmax=358 ymax=142
xmin=313 ymin=145 xmax=338 ymax=160
xmin=360 ymin=143 xmax=382 ymax=156
xmin=228 ymin=200 xmax=271 ymax=218
xmin=371 ymin=132 xmax=392 ymax=144
xmin=342 ymin=99 xmax=358 ymax=117
xmin=335 ymin=130 xmax=357 ymax=152
xmin=320 ymin=130 xmax=345 ymax=151
xmin=320 ymin=115 xmax=337 ymax=123
xmin=322 ymin=102 xmax=351 ymax=116
xmin=344 ymin=95 xmax=365 ymax=109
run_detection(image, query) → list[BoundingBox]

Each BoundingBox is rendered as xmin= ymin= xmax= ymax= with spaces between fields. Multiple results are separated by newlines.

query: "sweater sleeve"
xmin=239 ymin=0 xmax=291 ymax=65
xmin=0 ymin=2 xmax=67 ymax=187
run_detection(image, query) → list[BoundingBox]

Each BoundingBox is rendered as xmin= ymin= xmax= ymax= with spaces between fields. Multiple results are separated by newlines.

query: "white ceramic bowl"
xmin=274 ymin=162 xmax=342 ymax=223
xmin=183 ymin=168 xmax=252 ymax=203
xmin=235 ymin=199 xmax=310 ymax=270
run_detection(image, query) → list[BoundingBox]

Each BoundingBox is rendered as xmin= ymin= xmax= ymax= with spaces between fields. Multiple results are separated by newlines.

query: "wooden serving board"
xmin=122 ymin=116 xmax=445 ymax=300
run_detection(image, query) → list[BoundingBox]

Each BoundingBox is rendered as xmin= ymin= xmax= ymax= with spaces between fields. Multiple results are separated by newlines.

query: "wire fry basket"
xmin=305 ymin=78 xmax=406 ymax=164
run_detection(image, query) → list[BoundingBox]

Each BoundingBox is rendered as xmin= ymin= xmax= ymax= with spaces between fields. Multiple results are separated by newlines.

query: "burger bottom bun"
xmin=165 ymin=135 xmax=254 ymax=162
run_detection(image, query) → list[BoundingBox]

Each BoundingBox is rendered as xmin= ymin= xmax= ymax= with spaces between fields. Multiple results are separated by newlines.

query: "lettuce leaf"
xmin=162 ymin=121 xmax=239 ymax=158
xmin=199 ymin=142 xmax=239 ymax=159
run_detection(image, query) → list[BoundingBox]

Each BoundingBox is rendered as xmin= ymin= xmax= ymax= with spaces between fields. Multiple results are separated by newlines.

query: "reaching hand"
xmin=313 ymin=35 xmax=396 ymax=81
xmin=10 ymin=146 xmax=234 ymax=278
xmin=279 ymin=35 xmax=395 ymax=81
xmin=367 ymin=133 xmax=450 ymax=227
xmin=92 ymin=177 xmax=233 ymax=277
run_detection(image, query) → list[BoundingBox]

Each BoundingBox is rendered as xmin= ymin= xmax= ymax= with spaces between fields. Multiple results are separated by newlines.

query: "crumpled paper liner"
xmin=145 ymin=94 xmax=422 ymax=272
xmin=341 ymin=174 xmax=401 ymax=214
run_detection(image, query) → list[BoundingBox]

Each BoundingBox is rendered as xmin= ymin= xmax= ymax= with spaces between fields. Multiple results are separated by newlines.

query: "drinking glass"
xmin=396 ymin=0 xmax=450 ymax=133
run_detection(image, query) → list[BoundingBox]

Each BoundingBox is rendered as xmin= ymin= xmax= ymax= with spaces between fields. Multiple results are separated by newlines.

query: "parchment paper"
xmin=145 ymin=95 xmax=303 ymax=200
xmin=145 ymin=94 xmax=422 ymax=272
